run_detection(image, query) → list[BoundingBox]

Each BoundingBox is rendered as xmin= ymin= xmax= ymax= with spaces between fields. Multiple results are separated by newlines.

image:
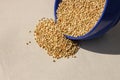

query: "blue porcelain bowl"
xmin=54 ymin=0 xmax=120 ymax=40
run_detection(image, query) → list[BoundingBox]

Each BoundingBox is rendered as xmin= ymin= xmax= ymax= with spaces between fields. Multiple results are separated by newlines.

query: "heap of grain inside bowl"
xmin=34 ymin=18 xmax=79 ymax=59
xmin=57 ymin=0 xmax=105 ymax=37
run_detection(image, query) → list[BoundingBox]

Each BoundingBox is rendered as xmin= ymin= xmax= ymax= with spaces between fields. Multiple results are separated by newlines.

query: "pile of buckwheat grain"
xmin=34 ymin=0 xmax=105 ymax=59
xmin=34 ymin=18 xmax=79 ymax=59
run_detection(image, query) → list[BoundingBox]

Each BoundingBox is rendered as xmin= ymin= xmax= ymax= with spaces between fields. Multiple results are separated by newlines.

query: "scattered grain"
xmin=29 ymin=30 xmax=32 ymax=33
xmin=29 ymin=41 xmax=31 ymax=43
xmin=26 ymin=43 xmax=29 ymax=45
xmin=73 ymin=56 xmax=77 ymax=58
xmin=53 ymin=60 xmax=56 ymax=62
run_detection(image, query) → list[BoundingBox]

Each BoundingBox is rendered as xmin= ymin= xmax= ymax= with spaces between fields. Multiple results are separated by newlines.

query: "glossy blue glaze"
xmin=54 ymin=0 xmax=120 ymax=40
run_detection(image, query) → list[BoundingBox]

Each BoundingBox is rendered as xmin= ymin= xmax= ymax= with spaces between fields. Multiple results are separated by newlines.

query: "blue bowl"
xmin=54 ymin=0 xmax=120 ymax=40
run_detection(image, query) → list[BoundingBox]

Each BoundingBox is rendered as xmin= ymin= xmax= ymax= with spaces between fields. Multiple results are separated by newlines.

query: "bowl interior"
xmin=54 ymin=0 xmax=107 ymax=40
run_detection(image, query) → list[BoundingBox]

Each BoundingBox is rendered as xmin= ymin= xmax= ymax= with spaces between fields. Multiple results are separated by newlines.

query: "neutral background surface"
xmin=0 ymin=0 xmax=120 ymax=80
